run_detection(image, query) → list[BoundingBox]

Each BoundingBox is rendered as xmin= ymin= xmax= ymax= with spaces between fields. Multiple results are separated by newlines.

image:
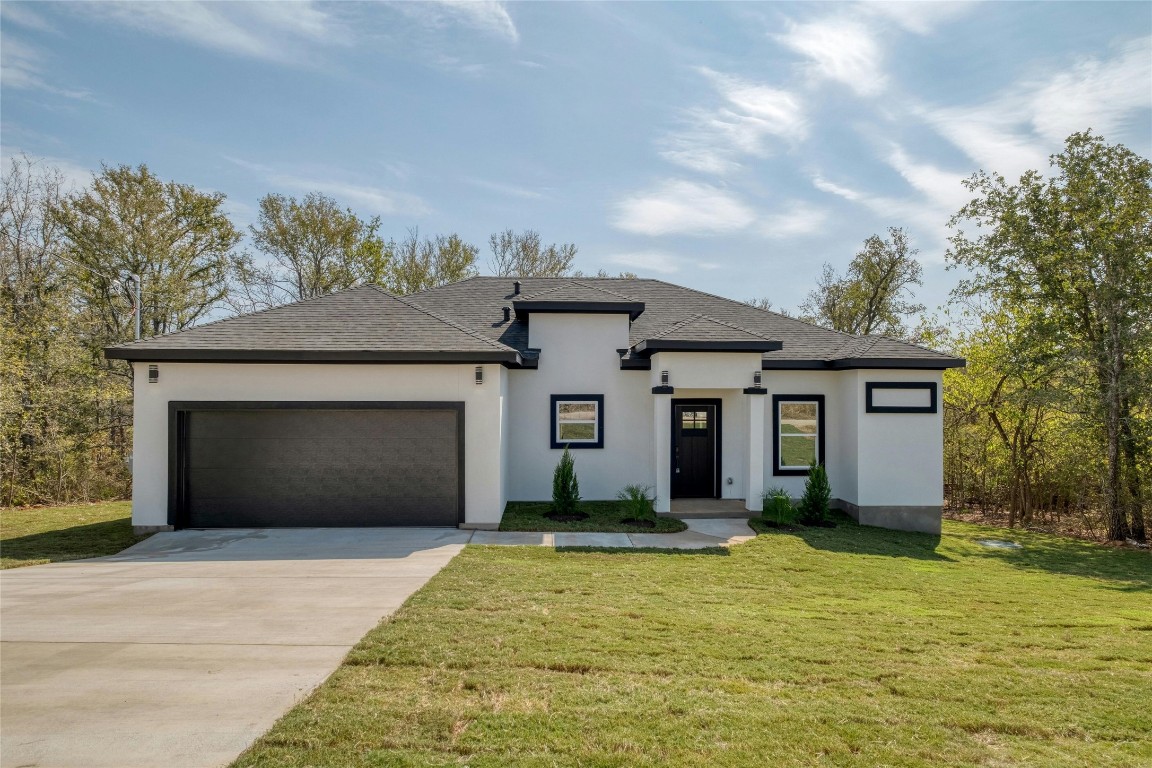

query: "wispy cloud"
xmin=860 ymin=1 xmax=975 ymax=35
xmin=0 ymin=33 xmax=92 ymax=99
xmin=0 ymin=3 xmax=57 ymax=33
xmin=658 ymin=68 xmax=806 ymax=175
xmin=776 ymin=14 xmax=886 ymax=96
xmin=812 ymin=175 xmax=862 ymax=202
xmin=224 ymin=156 xmax=430 ymax=217
xmin=73 ymin=1 xmax=348 ymax=65
xmin=612 ymin=179 xmax=757 ymax=236
xmin=393 ymin=1 xmax=519 ymax=44
xmin=760 ymin=201 xmax=830 ymax=239
xmin=606 ymin=251 xmax=684 ymax=274
xmin=921 ymin=36 xmax=1152 ymax=181
xmin=1 ymin=147 xmax=95 ymax=191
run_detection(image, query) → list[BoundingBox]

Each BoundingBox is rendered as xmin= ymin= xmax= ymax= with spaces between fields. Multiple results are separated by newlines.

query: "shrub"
xmin=617 ymin=484 xmax=655 ymax=521
xmin=552 ymin=446 xmax=581 ymax=516
xmin=761 ymin=486 xmax=794 ymax=525
xmin=796 ymin=461 xmax=831 ymax=526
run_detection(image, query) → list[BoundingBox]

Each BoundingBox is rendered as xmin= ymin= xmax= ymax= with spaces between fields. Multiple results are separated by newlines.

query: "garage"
xmin=170 ymin=402 xmax=464 ymax=528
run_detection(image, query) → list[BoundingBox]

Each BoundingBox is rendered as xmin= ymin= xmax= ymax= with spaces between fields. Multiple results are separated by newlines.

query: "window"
xmin=680 ymin=409 xmax=710 ymax=434
xmin=865 ymin=382 xmax=938 ymax=413
xmin=550 ymin=394 xmax=604 ymax=449
xmin=772 ymin=394 xmax=825 ymax=475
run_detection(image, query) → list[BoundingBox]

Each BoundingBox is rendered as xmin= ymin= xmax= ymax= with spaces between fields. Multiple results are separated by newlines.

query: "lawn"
xmin=499 ymin=500 xmax=688 ymax=533
xmin=0 ymin=501 xmax=145 ymax=569
xmin=234 ymin=519 xmax=1152 ymax=768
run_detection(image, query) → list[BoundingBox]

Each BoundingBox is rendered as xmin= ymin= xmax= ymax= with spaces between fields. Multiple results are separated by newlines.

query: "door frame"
xmin=670 ymin=398 xmax=722 ymax=499
xmin=167 ymin=401 xmax=466 ymax=529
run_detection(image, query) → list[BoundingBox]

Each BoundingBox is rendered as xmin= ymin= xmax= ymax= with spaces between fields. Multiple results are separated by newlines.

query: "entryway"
xmin=671 ymin=399 xmax=721 ymax=499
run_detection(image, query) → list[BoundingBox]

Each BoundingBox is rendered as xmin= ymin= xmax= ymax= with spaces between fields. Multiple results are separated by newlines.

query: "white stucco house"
xmin=106 ymin=277 xmax=964 ymax=535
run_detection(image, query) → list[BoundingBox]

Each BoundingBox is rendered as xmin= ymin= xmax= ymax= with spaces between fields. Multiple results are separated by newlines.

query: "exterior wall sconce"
xmin=661 ymin=370 xmax=670 ymax=386
xmin=475 ymin=366 xmax=484 ymax=385
xmin=148 ymin=364 xmax=159 ymax=384
xmin=753 ymin=370 xmax=762 ymax=387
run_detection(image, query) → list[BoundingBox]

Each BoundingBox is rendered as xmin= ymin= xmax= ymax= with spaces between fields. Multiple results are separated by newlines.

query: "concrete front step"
xmin=664 ymin=499 xmax=756 ymax=519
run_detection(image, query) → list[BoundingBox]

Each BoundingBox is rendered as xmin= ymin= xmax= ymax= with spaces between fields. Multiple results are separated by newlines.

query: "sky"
xmin=2 ymin=1 xmax=1150 ymax=317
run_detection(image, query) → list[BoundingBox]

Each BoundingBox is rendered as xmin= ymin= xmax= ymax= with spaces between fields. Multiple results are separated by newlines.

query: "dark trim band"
xmin=865 ymin=382 xmax=938 ymax=413
xmin=514 ymin=300 xmax=645 ymax=320
xmin=634 ymin=339 xmax=783 ymax=357
xmin=108 ymin=348 xmax=521 ymax=364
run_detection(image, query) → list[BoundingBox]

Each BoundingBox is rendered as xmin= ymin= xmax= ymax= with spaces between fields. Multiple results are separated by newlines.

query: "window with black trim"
xmin=550 ymin=394 xmax=604 ymax=449
xmin=772 ymin=394 xmax=825 ymax=475
xmin=865 ymin=382 xmax=938 ymax=413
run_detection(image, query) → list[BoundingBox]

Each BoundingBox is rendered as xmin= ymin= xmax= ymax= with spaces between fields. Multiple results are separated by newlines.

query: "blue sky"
xmin=3 ymin=1 xmax=1150 ymax=316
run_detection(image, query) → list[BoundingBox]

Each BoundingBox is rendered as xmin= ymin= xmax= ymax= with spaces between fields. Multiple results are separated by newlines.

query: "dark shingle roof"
xmin=106 ymin=277 xmax=963 ymax=368
xmin=410 ymin=277 xmax=963 ymax=368
xmin=105 ymin=285 xmax=520 ymax=363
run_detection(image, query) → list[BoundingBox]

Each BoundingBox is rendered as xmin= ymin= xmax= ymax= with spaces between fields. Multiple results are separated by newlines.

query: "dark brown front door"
xmin=672 ymin=400 xmax=720 ymax=498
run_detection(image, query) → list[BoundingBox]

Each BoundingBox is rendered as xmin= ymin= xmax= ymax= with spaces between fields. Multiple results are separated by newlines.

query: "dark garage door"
xmin=177 ymin=406 xmax=462 ymax=528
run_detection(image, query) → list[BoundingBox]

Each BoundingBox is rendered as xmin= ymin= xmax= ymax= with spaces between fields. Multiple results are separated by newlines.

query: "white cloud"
xmin=223 ymin=155 xmax=430 ymax=217
xmin=0 ymin=33 xmax=91 ymax=99
xmin=613 ymin=179 xmax=757 ymax=236
xmin=73 ymin=1 xmax=347 ymax=65
xmin=434 ymin=1 xmax=518 ymax=44
xmin=922 ymin=36 xmax=1152 ymax=180
xmin=812 ymin=175 xmax=862 ymax=202
xmin=884 ymin=145 xmax=971 ymax=213
xmin=776 ymin=15 xmax=886 ymax=96
xmin=658 ymin=68 xmax=806 ymax=175
xmin=860 ymin=1 xmax=975 ymax=35
xmin=607 ymin=251 xmax=683 ymax=274
xmin=0 ymin=3 xmax=57 ymax=33
xmin=760 ymin=201 xmax=830 ymax=239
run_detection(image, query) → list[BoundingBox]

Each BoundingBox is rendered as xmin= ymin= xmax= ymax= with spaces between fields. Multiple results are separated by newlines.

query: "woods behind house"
xmin=2 ymin=132 xmax=1148 ymax=541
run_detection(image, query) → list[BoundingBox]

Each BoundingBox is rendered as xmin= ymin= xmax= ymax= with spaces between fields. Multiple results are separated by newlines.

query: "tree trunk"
xmin=1101 ymin=353 xmax=1129 ymax=541
xmin=1120 ymin=398 xmax=1146 ymax=542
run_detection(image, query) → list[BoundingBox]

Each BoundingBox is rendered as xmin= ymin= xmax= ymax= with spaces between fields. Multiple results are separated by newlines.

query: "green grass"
xmin=0 ymin=501 xmax=146 ymax=569
xmin=499 ymin=500 xmax=688 ymax=533
xmin=233 ymin=519 xmax=1152 ymax=768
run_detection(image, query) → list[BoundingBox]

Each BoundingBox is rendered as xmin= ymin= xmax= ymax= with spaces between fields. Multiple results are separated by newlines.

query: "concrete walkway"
xmin=470 ymin=518 xmax=756 ymax=549
xmin=0 ymin=528 xmax=469 ymax=768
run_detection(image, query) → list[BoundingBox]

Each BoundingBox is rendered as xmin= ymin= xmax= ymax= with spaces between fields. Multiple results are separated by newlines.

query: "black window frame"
xmin=772 ymin=394 xmax=826 ymax=476
xmin=865 ymin=382 xmax=938 ymax=414
xmin=550 ymin=394 xmax=605 ymax=449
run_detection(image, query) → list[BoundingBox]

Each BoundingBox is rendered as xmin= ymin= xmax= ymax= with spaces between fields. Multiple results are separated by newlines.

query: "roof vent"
xmin=513 ymin=280 xmax=521 ymax=295
xmin=502 ymin=306 xmax=511 ymax=322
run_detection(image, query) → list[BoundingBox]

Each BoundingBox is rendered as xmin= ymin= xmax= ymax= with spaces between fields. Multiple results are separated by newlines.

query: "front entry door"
xmin=672 ymin=401 xmax=720 ymax=498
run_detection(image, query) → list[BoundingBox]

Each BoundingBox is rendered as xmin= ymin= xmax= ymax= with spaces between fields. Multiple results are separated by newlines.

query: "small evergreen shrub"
xmin=761 ymin=486 xmax=794 ymax=525
xmin=796 ymin=461 xmax=832 ymax=526
xmin=551 ymin=446 xmax=581 ymax=516
xmin=617 ymin=484 xmax=656 ymax=521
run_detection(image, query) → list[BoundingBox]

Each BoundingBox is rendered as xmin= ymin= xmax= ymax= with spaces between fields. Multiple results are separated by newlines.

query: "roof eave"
xmin=759 ymin=357 xmax=966 ymax=370
xmin=512 ymin=300 xmax=645 ymax=321
xmin=633 ymin=339 xmax=784 ymax=358
xmin=103 ymin=347 xmax=521 ymax=364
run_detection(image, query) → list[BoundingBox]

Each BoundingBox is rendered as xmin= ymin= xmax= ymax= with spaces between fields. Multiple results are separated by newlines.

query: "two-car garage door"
xmin=173 ymin=404 xmax=462 ymax=528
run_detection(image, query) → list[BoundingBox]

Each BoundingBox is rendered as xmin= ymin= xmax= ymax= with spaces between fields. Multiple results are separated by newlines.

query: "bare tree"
xmin=488 ymin=229 xmax=577 ymax=277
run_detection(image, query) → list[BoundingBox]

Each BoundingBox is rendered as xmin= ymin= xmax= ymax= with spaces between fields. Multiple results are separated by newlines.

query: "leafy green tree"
xmin=488 ymin=229 xmax=577 ymax=277
xmin=552 ymin=446 xmax=581 ymax=516
xmin=383 ymin=229 xmax=478 ymax=295
xmin=53 ymin=163 xmax=240 ymax=344
xmin=233 ymin=192 xmax=386 ymax=311
xmin=948 ymin=131 xmax=1151 ymax=541
xmin=800 ymin=227 xmax=924 ymax=337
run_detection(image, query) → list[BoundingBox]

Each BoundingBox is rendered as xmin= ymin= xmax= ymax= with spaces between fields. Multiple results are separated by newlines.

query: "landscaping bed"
xmin=233 ymin=519 xmax=1152 ymax=768
xmin=499 ymin=500 xmax=688 ymax=533
xmin=0 ymin=501 xmax=146 ymax=569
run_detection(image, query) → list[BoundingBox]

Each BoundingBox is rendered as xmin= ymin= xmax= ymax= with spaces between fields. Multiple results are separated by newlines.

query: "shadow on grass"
xmin=1 ymin=519 xmax=145 ymax=567
xmin=961 ymin=533 xmax=1152 ymax=592
xmin=556 ymin=546 xmax=730 ymax=556
xmin=752 ymin=514 xmax=954 ymax=562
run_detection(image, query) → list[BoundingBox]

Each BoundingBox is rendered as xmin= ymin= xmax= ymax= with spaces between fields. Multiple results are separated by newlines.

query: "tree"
xmin=948 ymin=131 xmax=1152 ymax=541
xmin=233 ymin=192 xmax=385 ymax=311
xmin=488 ymin=229 xmax=577 ymax=277
xmin=800 ymin=227 xmax=924 ymax=337
xmin=53 ymin=164 xmax=240 ymax=344
xmin=797 ymin=461 xmax=831 ymax=525
xmin=551 ymin=446 xmax=581 ymax=516
xmin=745 ymin=297 xmax=774 ymax=311
xmin=384 ymin=229 xmax=478 ymax=295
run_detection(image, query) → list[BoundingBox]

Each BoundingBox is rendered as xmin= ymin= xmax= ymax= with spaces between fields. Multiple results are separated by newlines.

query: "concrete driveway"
xmin=0 ymin=528 xmax=469 ymax=768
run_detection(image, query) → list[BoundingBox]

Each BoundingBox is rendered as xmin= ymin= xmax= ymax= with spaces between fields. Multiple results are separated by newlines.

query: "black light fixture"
xmin=661 ymin=370 xmax=669 ymax=386
xmin=475 ymin=366 xmax=484 ymax=385
xmin=753 ymin=370 xmax=762 ymax=387
xmin=148 ymin=364 xmax=158 ymax=383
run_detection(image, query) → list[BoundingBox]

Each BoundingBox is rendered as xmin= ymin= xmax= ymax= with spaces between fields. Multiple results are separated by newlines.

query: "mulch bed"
xmin=545 ymin=511 xmax=589 ymax=522
xmin=620 ymin=518 xmax=656 ymax=529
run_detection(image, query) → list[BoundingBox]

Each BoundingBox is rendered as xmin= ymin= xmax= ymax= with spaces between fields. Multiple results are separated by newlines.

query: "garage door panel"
xmin=181 ymin=407 xmax=461 ymax=528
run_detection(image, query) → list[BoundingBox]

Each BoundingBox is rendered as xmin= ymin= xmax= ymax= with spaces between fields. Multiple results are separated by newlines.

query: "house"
xmin=106 ymin=277 xmax=964 ymax=535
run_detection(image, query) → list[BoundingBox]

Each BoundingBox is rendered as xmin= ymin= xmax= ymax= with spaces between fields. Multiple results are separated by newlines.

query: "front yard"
xmin=0 ymin=501 xmax=144 ymax=569
xmin=234 ymin=519 xmax=1152 ymax=767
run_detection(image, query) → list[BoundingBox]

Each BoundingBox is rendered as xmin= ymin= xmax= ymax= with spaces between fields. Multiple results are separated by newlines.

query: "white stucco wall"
xmin=506 ymin=313 xmax=654 ymax=500
xmin=129 ymin=362 xmax=508 ymax=528
xmin=760 ymin=370 xmax=846 ymax=501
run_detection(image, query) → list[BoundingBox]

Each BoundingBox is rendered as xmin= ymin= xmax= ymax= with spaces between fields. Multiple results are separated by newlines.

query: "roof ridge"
xmin=108 ymin=284 xmax=381 ymax=348
xmin=860 ymin=333 xmax=954 ymax=357
xmin=693 ymin=313 xmax=777 ymax=340
xmin=371 ymin=286 xmax=516 ymax=352
xmin=568 ymin=279 xmax=638 ymax=301
xmin=645 ymin=313 xmax=704 ymax=341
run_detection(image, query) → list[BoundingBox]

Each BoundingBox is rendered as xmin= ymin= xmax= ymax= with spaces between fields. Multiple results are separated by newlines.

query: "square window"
xmin=773 ymin=395 xmax=825 ymax=475
xmin=551 ymin=395 xmax=604 ymax=449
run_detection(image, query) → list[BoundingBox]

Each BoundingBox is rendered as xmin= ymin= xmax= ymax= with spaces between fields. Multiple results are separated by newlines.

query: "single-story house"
xmin=106 ymin=277 xmax=964 ymax=535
